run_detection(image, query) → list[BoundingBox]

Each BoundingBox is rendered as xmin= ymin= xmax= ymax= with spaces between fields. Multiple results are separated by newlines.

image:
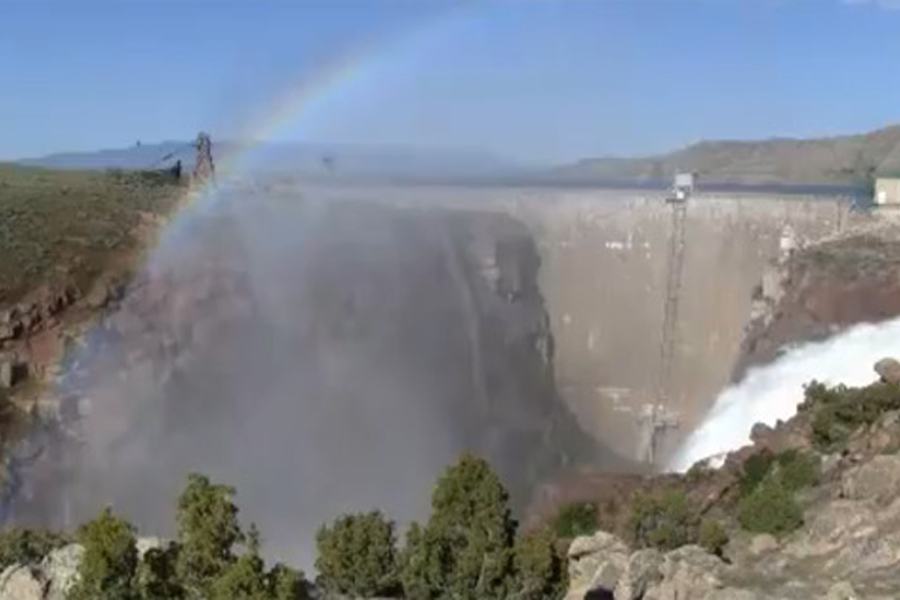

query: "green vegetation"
xmin=402 ymin=452 xmax=517 ymax=600
xmin=0 ymin=164 xmax=183 ymax=306
xmin=552 ymin=501 xmax=598 ymax=539
xmin=62 ymin=474 xmax=306 ymax=600
xmin=628 ymin=490 xmax=694 ymax=551
xmin=805 ymin=379 xmax=900 ymax=451
xmin=69 ymin=508 xmax=139 ymax=600
xmin=738 ymin=479 xmax=803 ymax=536
xmin=733 ymin=449 xmax=819 ymax=537
xmin=0 ymin=528 xmax=70 ymax=570
xmin=175 ymin=473 xmax=243 ymax=596
xmin=698 ymin=519 xmax=729 ymax=558
xmin=315 ymin=511 xmax=399 ymax=597
xmin=513 ymin=527 xmax=567 ymax=600
xmin=775 ymin=449 xmax=820 ymax=492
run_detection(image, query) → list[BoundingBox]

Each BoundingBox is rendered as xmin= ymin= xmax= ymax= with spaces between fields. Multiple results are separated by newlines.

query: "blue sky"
xmin=3 ymin=0 xmax=900 ymax=164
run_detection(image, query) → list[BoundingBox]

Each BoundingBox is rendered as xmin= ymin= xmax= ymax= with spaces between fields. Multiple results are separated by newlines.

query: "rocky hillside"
xmin=558 ymin=124 xmax=900 ymax=186
xmin=564 ymin=360 xmax=900 ymax=599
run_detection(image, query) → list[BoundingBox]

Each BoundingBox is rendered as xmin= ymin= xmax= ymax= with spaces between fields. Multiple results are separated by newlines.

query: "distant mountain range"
xmin=18 ymin=141 xmax=529 ymax=182
xmin=18 ymin=124 xmax=900 ymax=188
xmin=556 ymin=125 xmax=900 ymax=186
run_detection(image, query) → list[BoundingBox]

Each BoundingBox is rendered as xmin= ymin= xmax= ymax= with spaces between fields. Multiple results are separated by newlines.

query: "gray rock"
xmin=841 ymin=455 xmax=900 ymax=505
xmin=826 ymin=580 xmax=857 ymax=600
xmin=749 ymin=534 xmax=779 ymax=555
xmin=0 ymin=565 xmax=43 ymax=600
xmin=0 ymin=359 xmax=12 ymax=388
xmin=614 ymin=548 xmax=662 ymax=600
xmin=875 ymin=357 xmax=900 ymax=384
xmin=567 ymin=532 xmax=630 ymax=600
xmin=644 ymin=546 xmax=725 ymax=600
xmin=750 ymin=422 xmax=774 ymax=444
xmin=41 ymin=544 xmax=83 ymax=600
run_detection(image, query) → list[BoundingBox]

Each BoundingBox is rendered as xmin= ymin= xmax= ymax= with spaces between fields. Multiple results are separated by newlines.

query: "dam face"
xmin=300 ymin=183 xmax=852 ymax=461
xmin=520 ymin=191 xmax=849 ymax=459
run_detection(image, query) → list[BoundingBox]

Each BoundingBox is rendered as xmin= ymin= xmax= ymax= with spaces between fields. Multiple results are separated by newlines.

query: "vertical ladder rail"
xmin=643 ymin=198 xmax=688 ymax=466
xmin=658 ymin=199 xmax=688 ymax=402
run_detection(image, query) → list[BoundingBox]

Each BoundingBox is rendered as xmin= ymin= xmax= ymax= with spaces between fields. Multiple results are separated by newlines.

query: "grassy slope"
xmin=558 ymin=124 xmax=900 ymax=185
xmin=0 ymin=164 xmax=184 ymax=307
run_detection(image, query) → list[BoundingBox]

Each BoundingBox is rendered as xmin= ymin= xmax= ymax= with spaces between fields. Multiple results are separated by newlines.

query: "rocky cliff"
xmin=735 ymin=222 xmax=900 ymax=382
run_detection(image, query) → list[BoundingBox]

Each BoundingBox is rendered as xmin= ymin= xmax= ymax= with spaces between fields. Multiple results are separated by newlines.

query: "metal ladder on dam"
xmin=639 ymin=176 xmax=691 ymax=466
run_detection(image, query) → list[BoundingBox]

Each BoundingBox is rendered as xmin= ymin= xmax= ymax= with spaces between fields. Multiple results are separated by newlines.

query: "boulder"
xmin=874 ymin=357 xmax=900 ymax=384
xmin=0 ymin=565 xmax=43 ymax=600
xmin=614 ymin=548 xmax=662 ymax=600
xmin=40 ymin=544 xmax=82 ymax=600
xmin=567 ymin=532 xmax=630 ymax=600
xmin=643 ymin=546 xmax=726 ymax=600
xmin=826 ymin=581 xmax=858 ymax=600
xmin=841 ymin=455 xmax=900 ymax=505
xmin=749 ymin=422 xmax=773 ymax=444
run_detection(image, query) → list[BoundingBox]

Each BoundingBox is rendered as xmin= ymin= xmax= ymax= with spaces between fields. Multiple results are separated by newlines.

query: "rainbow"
xmin=192 ymin=2 xmax=479 ymax=194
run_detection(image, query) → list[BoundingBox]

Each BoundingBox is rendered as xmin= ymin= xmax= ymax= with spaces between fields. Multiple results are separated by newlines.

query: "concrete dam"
xmin=300 ymin=183 xmax=853 ymax=463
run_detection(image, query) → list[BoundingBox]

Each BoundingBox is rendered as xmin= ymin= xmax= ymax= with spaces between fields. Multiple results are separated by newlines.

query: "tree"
xmin=512 ymin=527 xmax=566 ymax=600
xmin=136 ymin=543 xmax=184 ymax=600
xmin=315 ymin=511 xmax=399 ymax=597
xmin=552 ymin=502 xmax=598 ymax=539
xmin=267 ymin=563 xmax=306 ymax=600
xmin=628 ymin=490 xmax=694 ymax=551
xmin=175 ymin=473 xmax=244 ymax=596
xmin=402 ymin=453 xmax=517 ymax=600
xmin=69 ymin=507 xmax=138 ymax=600
xmin=209 ymin=552 xmax=270 ymax=600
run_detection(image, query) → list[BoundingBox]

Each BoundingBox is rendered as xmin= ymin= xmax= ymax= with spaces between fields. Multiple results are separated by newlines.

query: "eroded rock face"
xmin=735 ymin=235 xmax=900 ymax=382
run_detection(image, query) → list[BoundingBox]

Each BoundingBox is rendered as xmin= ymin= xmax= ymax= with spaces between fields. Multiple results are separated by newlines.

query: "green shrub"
xmin=739 ymin=451 xmax=774 ymax=496
xmin=0 ymin=528 xmax=69 ymax=569
xmin=805 ymin=380 xmax=900 ymax=451
xmin=628 ymin=490 xmax=694 ymax=551
xmin=775 ymin=450 xmax=820 ymax=492
xmin=553 ymin=502 xmax=598 ymax=539
xmin=512 ymin=527 xmax=566 ymax=600
xmin=69 ymin=507 xmax=139 ymax=600
xmin=315 ymin=511 xmax=399 ymax=598
xmin=698 ymin=519 xmax=728 ymax=557
xmin=737 ymin=479 xmax=802 ymax=536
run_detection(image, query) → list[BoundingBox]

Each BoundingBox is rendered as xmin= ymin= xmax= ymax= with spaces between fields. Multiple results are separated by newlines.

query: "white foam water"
xmin=670 ymin=316 xmax=900 ymax=472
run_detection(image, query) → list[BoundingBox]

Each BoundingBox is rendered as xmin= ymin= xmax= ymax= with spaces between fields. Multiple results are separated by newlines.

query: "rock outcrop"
xmin=0 ymin=544 xmax=81 ymax=600
xmin=564 ymin=359 xmax=900 ymax=599
xmin=736 ymin=234 xmax=900 ymax=381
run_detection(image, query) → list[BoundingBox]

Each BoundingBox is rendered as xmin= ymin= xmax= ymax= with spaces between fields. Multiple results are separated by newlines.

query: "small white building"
xmin=874 ymin=177 xmax=900 ymax=206
xmin=671 ymin=172 xmax=697 ymax=202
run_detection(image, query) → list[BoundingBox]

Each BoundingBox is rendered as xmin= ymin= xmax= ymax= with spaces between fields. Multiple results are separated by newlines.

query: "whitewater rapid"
xmin=670 ymin=315 xmax=900 ymax=472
